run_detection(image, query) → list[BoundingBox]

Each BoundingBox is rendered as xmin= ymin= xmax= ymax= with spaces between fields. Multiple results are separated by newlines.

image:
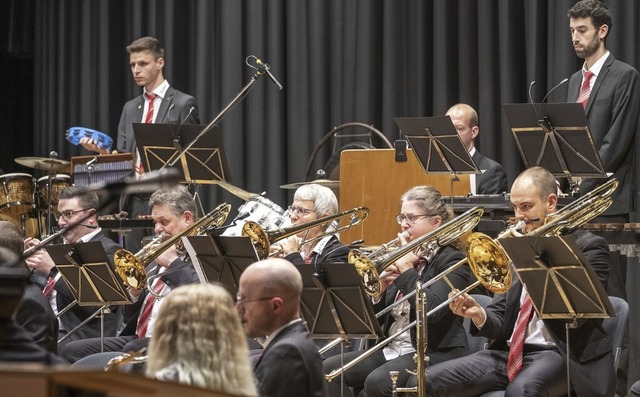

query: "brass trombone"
xmin=113 ymin=203 xmax=232 ymax=292
xmin=242 ymin=206 xmax=369 ymax=259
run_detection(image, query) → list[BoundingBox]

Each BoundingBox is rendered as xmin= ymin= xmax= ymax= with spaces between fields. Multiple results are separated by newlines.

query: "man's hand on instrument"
xmin=24 ymin=249 xmax=56 ymax=274
xmin=448 ymin=290 xmax=486 ymax=326
xmin=79 ymin=137 xmax=111 ymax=154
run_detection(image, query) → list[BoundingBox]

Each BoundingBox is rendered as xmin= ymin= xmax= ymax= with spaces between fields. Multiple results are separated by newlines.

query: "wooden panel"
xmin=340 ymin=149 xmax=470 ymax=245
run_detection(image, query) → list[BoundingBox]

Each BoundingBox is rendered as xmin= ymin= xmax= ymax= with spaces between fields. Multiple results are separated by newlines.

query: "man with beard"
xmin=566 ymin=0 xmax=640 ymax=221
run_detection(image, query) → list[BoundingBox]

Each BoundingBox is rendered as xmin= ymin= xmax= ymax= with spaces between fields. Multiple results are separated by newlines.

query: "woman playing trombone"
xmin=323 ymin=185 xmax=474 ymax=397
xmin=270 ymin=184 xmax=349 ymax=265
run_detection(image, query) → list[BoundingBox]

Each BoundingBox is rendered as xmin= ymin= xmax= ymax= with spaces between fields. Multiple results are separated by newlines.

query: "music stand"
xmin=181 ymin=234 xmax=259 ymax=297
xmin=503 ymin=103 xmax=606 ymax=192
xmin=499 ymin=235 xmax=613 ymax=395
xmin=297 ymin=263 xmax=382 ymax=340
xmin=394 ymin=116 xmax=480 ymax=198
xmin=45 ymin=242 xmax=131 ymax=348
xmin=132 ymin=123 xmax=230 ymax=184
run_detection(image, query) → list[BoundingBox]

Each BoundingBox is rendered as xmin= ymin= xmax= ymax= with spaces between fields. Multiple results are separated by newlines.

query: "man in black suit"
xmin=60 ymin=185 xmax=200 ymax=364
xmin=237 ymin=258 xmax=323 ymax=397
xmin=323 ymin=186 xmax=472 ymax=397
xmin=0 ymin=221 xmax=58 ymax=353
xmin=81 ymin=36 xmax=200 ymax=253
xmin=422 ymin=166 xmax=614 ymax=397
xmin=446 ymin=103 xmax=508 ymax=195
xmin=566 ymin=0 xmax=640 ymax=220
xmin=24 ymin=186 xmax=123 ymax=349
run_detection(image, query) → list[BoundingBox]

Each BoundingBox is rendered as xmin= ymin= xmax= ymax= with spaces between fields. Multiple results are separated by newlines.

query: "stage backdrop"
xmin=1 ymin=0 xmax=640 ymax=390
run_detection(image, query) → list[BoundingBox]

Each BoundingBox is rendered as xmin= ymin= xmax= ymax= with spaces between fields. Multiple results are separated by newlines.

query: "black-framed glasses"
xmin=54 ymin=208 xmax=92 ymax=221
xmin=287 ymin=206 xmax=316 ymax=217
xmin=235 ymin=295 xmax=276 ymax=307
xmin=396 ymin=213 xmax=434 ymax=225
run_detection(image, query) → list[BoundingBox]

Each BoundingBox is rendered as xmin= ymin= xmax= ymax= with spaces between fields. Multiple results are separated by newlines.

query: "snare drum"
xmin=0 ymin=173 xmax=35 ymax=216
xmin=36 ymin=174 xmax=72 ymax=211
xmin=222 ymin=196 xmax=290 ymax=236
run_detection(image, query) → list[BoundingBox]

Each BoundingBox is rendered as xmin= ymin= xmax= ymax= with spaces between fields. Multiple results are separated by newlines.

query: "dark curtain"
xmin=2 ymin=0 xmax=640 ymax=390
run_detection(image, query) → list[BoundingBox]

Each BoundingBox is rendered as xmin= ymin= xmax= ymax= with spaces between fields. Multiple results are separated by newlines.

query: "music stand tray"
xmin=132 ymin=123 xmax=230 ymax=184
xmin=297 ymin=263 xmax=383 ymax=340
xmin=502 ymin=103 xmax=605 ymax=178
xmin=45 ymin=242 xmax=131 ymax=306
xmin=394 ymin=116 xmax=480 ymax=175
xmin=499 ymin=235 xmax=613 ymax=319
xmin=181 ymin=235 xmax=259 ymax=297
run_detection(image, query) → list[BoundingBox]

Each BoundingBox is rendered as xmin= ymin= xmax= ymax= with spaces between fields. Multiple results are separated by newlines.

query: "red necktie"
xmin=136 ymin=277 xmax=165 ymax=338
xmin=304 ymin=252 xmax=316 ymax=264
xmin=43 ymin=276 xmax=56 ymax=299
xmin=506 ymin=294 xmax=534 ymax=381
xmin=144 ymin=93 xmax=156 ymax=124
xmin=577 ymin=70 xmax=594 ymax=109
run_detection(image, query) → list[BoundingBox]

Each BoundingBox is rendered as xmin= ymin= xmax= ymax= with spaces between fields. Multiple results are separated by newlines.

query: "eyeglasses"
xmin=288 ymin=206 xmax=316 ymax=217
xmin=235 ymin=295 xmax=276 ymax=307
xmin=54 ymin=208 xmax=92 ymax=221
xmin=396 ymin=213 xmax=434 ymax=225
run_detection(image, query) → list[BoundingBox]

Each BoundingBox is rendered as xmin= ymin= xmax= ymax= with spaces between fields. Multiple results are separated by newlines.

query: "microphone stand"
xmin=161 ymin=56 xmax=275 ymax=171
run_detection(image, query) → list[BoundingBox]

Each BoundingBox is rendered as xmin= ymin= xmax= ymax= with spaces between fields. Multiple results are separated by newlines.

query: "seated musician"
xmin=60 ymin=184 xmax=200 ymax=364
xmin=24 ymin=186 xmax=123 ymax=348
xmin=270 ymin=183 xmax=349 ymax=265
xmin=323 ymin=185 xmax=473 ymax=397
xmin=0 ymin=221 xmax=57 ymax=354
xmin=418 ymin=166 xmax=614 ymax=397
xmin=146 ymin=283 xmax=257 ymax=396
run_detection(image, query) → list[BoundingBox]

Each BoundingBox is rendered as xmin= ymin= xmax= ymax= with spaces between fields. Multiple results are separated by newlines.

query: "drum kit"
xmin=0 ymin=156 xmax=72 ymax=238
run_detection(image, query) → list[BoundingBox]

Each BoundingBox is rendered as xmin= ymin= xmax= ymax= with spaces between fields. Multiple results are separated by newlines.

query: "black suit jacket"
xmin=53 ymin=231 xmax=123 ymax=343
xmin=472 ymin=150 xmax=508 ymax=195
xmin=0 ymin=321 xmax=66 ymax=364
xmin=117 ymin=86 xmax=200 ymax=154
xmin=120 ymin=256 xmax=200 ymax=336
xmin=254 ymin=320 xmax=323 ymax=397
xmin=567 ymin=54 xmax=640 ymax=216
xmin=372 ymin=245 xmax=470 ymax=361
xmin=14 ymin=282 xmax=58 ymax=353
xmin=472 ymin=230 xmax=614 ymax=397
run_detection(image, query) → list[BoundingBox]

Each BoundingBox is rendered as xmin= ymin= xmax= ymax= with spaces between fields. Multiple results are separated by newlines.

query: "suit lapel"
xmin=156 ymin=87 xmax=175 ymax=123
xmin=585 ymin=54 xmax=614 ymax=114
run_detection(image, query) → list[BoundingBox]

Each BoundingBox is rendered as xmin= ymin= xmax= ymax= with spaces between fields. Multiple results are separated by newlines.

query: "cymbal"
xmin=280 ymin=179 xmax=340 ymax=190
xmin=15 ymin=157 xmax=71 ymax=172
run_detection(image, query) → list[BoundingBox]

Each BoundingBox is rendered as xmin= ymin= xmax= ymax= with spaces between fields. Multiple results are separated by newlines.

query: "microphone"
xmin=172 ymin=106 xmax=196 ymax=152
xmin=528 ymin=81 xmax=536 ymax=104
xmin=540 ymin=78 xmax=569 ymax=105
xmin=255 ymin=58 xmax=284 ymax=90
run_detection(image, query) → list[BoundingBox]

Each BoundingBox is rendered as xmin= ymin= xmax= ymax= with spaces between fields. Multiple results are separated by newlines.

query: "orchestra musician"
xmin=270 ymin=183 xmax=349 ymax=265
xmin=418 ymin=166 xmax=614 ymax=397
xmin=146 ymin=283 xmax=258 ymax=396
xmin=323 ymin=185 xmax=473 ymax=397
xmin=23 ymin=186 xmax=122 ymax=348
xmin=80 ymin=36 xmax=200 ymax=254
xmin=60 ymin=184 xmax=200 ymax=364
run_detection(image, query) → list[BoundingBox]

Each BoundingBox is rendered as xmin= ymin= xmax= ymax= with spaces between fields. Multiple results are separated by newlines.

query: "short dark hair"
xmin=568 ymin=0 xmax=612 ymax=34
xmin=126 ymin=36 xmax=165 ymax=59
xmin=59 ymin=186 xmax=99 ymax=210
xmin=515 ymin=166 xmax=558 ymax=202
xmin=0 ymin=221 xmax=23 ymax=257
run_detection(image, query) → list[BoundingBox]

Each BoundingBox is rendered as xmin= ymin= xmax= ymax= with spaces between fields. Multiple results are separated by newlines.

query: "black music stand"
xmin=181 ymin=234 xmax=259 ymax=297
xmin=132 ymin=123 xmax=230 ymax=184
xmin=503 ymin=103 xmax=606 ymax=191
xmin=45 ymin=242 xmax=131 ymax=347
xmin=499 ymin=235 xmax=614 ymax=395
xmin=297 ymin=263 xmax=382 ymax=340
xmin=394 ymin=116 xmax=480 ymax=197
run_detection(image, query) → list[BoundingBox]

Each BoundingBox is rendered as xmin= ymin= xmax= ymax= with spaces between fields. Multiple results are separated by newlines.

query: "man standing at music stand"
xmin=566 ymin=0 xmax=640 ymax=221
xmin=421 ymin=167 xmax=614 ymax=397
xmin=80 ymin=36 xmax=200 ymax=254
xmin=445 ymin=103 xmax=508 ymax=195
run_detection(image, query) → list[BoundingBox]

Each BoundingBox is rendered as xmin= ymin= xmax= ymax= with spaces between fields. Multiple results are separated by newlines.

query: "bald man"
xmin=446 ymin=103 xmax=508 ymax=195
xmin=237 ymin=258 xmax=323 ymax=397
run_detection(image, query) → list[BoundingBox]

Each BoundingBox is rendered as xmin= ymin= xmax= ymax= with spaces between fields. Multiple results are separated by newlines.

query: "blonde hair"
xmin=145 ymin=284 xmax=257 ymax=396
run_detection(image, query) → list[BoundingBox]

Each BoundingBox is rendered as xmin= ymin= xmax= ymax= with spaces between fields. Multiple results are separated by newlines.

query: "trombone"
xmin=242 ymin=206 xmax=369 ymax=259
xmin=113 ymin=203 xmax=232 ymax=293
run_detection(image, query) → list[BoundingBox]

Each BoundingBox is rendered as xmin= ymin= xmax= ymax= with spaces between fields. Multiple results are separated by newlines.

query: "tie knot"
xmin=145 ymin=93 xmax=156 ymax=102
xmin=583 ymin=70 xmax=594 ymax=83
xmin=413 ymin=257 xmax=427 ymax=270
